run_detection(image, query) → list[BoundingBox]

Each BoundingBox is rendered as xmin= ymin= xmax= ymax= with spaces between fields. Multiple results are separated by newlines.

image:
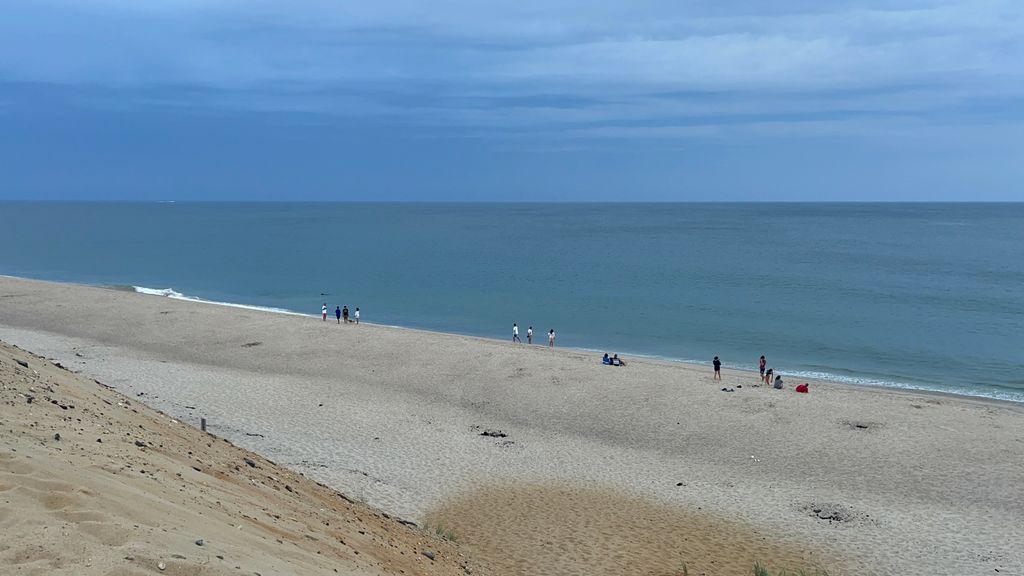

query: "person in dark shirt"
xmin=713 ymin=356 xmax=722 ymax=380
xmin=335 ymin=306 xmax=341 ymax=324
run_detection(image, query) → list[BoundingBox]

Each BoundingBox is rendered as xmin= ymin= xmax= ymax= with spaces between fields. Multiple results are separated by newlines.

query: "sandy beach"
xmin=0 ymin=337 xmax=479 ymax=576
xmin=2 ymin=275 xmax=1023 ymax=575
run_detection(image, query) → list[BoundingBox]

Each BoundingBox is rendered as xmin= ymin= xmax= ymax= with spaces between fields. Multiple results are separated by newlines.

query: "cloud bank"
xmin=0 ymin=0 xmax=1021 ymax=199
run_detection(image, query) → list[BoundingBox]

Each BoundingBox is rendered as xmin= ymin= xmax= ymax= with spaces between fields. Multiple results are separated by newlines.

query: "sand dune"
xmin=0 ymin=341 xmax=482 ymax=576
xmin=2 ymin=275 xmax=1023 ymax=575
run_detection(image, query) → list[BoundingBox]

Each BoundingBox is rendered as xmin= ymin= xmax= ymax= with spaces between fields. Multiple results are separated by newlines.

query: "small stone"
xmin=423 ymin=551 xmax=436 ymax=561
xmin=16 ymin=359 xmax=29 ymax=368
xmin=195 ymin=539 xmax=204 ymax=546
xmin=243 ymin=458 xmax=257 ymax=468
xmin=54 ymin=433 xmax=61 ymax=441
xmin=134 ymin=440 xmax=146 ymax=447
xmin=171 ymin=554 xmax=186 ymax=559
xmin=96 ymin=438 xmax=103 ymax=443
xmin=124 ymin=555 xmax=135 ymax=561
xmin=158 ymin=562 xmax=166 ymax=570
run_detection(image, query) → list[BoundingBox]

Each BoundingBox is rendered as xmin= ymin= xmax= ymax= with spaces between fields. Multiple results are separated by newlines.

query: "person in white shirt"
xmin=354 ymin=307 xmax=360 ymax=324
xmin=321 ymin=303 xmax=327 ymax=321
xmin=512 ymin=323 xmax=521 ymax=343
xmin=548 ymin=329 xmax=555 ymax=347
xmin=527 ymin=326 xmax=533 ymax=344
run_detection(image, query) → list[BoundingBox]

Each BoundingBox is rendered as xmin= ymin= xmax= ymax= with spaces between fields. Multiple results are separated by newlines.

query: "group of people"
xmin=602 ymin=353 xmax=626 ymax=366
xmin=322 ymin=303 xmax=360 ymax=324
xmin=712 ymin=355 xmax=786 ymax=389
xmin=758 ymin=355 xmax=784 ymax=389
xmin=512 ymin=323 xmax=556 ymax=347
xmin=506 ymin=324 xmax=792 ymax=389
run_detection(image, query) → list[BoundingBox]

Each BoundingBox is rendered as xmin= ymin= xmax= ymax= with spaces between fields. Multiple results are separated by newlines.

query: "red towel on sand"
xmin=795 ymin=383 xmax=809 ymax=393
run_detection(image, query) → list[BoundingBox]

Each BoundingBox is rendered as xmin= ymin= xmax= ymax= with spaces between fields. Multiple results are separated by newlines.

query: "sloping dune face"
xmin=0 ymin=341 xmax=485 ymax=576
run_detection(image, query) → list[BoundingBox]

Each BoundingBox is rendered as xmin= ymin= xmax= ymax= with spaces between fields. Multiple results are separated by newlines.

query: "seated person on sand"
xmin=612 ymin=354 xmax=626 ymax=366
xmin=603 ymin=353 xmax=611 ymax=365
xmin=773 ymin=374 xmax=784 ymax=389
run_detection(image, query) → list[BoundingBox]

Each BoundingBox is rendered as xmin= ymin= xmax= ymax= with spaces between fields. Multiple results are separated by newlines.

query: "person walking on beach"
xmin=322 ymin=303 xmax=328 ymax=321
xmin=335 ymin=306 xmax=341 ymax=324
xmin=527 ymin=326 xmax=533 ymax=344
xmin=512 ymin=323 xmax=521 ymax=343
xmin=713 ymin=356 xmax=722 ymax=380
xmin=354 ymin=307 xmax=360 ymax=324
xmin=759 ymin=355 xmax=766 ymax=380
xmin=342 ymin=306 xmax=349 ymax=323
xmin=548 ymin=329 xmax=555 ymax=348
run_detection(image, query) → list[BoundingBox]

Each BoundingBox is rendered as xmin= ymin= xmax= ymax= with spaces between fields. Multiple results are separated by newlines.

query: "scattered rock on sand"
xmin=195 ymin=538 xmax=205 ymax=546
xmin=157 ymin=561 xmax=166 ymax=570
xmin=244 ymin=457 xmax=257 ymax=468
xmin=53 ymin=433 xmax=61 ymax=441
xmin=802 ymin=502 xmax=866 ymax=524
xmin=479 ymin=429 xmax=507 ymax=438
xmin=15 ymin=359 xmax=28 ymax=368
xmin=423 ymin=551 xmax=436 ymax=561
xmin=134 ymin=440 xmax=146 ymax=447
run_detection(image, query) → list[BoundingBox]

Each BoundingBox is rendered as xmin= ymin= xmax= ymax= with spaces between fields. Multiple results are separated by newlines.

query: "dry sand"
xmin=0 ymin=340 xmax=481 ymax=576
xmin=2 ymin=275 xmax=1023 ymax=575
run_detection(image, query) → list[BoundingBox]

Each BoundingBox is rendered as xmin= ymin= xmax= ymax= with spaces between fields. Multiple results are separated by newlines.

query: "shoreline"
xmin=2 ymin=274 xmax=1024 ymax=574
xmin=3 ymin=273 xmax=1019 ymax=405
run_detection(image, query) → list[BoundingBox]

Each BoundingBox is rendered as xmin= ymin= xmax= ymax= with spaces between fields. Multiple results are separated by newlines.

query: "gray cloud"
xmin=1 ymin=0 xmax=1022 ymax=201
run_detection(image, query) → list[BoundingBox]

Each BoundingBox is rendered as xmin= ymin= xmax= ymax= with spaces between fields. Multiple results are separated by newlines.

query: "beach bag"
xmin=795 ymin=383 xmax=809 ymax=393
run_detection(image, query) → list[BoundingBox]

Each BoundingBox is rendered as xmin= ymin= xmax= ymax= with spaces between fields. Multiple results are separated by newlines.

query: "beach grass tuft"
xmin=425 ymin=521 xmax=458 ymax=542
xmin=753 ymin=562 xmax=829 ymax=576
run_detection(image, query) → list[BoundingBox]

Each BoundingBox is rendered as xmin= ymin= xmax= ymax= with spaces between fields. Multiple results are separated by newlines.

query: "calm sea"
xmin=2 ymin=202 xmax=1022 ymax=401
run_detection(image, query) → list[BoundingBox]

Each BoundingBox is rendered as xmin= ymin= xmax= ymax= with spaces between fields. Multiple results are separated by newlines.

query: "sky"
xmin=1 ymin=0 xmax=1022 ymax=201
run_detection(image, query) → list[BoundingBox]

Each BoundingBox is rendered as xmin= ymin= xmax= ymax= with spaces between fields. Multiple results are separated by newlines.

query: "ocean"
xmin=1 ymin=202 xmax=1022 ymax=401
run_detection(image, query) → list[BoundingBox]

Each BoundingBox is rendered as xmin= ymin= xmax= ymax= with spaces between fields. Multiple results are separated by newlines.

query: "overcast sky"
xmin=1 ymin=0 xmax=1022 ymax=200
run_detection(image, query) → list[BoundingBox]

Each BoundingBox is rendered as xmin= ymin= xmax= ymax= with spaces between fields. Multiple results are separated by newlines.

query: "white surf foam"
xmin=131 ymin=286 xmax=308 ymax=317
xmin=133 ymin=286 xmax=185 ymax=298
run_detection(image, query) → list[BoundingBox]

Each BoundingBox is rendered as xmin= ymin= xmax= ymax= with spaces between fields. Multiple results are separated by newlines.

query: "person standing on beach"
xmin=548 ymin=329 xmax=555 ymax=347
xmin=713 ymin=356 xmax=722 ymax=380
xmin=527 ymin=326 xmax=533 ymax=344
xmin=322 ymin=303 xmax=328 ymax=321
xmin=513 ymin=323 xmax=521 ymax=343
xmin=354 ymin=307 xmax=360 ymax=324
xmin=342 ymin=306 xmax=349 ymax=323
xmin=335 ymin=306 xmax=341 ymax=324
xmin=759 ymin=355 xmax=766 ymax=380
